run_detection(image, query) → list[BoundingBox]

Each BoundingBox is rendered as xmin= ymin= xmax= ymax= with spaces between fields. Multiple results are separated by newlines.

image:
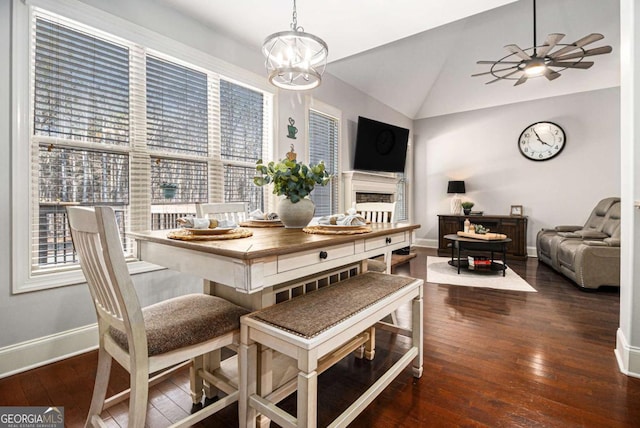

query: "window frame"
xmin=11 ymin=0 xmax=275 ymax=293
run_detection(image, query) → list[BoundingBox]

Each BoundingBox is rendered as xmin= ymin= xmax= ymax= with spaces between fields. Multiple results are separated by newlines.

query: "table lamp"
xmin=447 ymin=180 xmax=466 ymax=215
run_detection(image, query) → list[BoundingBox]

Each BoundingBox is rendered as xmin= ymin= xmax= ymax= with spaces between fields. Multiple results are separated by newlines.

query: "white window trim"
xmin=306 ymin=98 xmax=342 ymax=212
xmin=11 ymin=0 xmax=276 ymax=293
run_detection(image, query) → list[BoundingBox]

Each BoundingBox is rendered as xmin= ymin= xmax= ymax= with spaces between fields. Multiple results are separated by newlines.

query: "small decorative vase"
xmin=463 ymin=208 xmax=472 ymax=215
xmin=161 ymin=186 xmax=177 ymax=199
xmin=277 ymin=198 xmax=315 ymax=228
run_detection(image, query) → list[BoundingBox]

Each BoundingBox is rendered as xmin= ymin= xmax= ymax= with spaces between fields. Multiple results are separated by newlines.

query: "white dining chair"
xmin=355 ymin=201 xmax=397 ymax=225
xmin=196 ymin=202 xmax=248 ymax=223
xmin=355 ymin=202 xmax=397 ymax=273
xmin=67 ymin=206 xmax=249 ymax=428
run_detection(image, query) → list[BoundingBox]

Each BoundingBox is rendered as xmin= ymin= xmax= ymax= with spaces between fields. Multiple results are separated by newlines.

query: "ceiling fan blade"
xmin=536 ymin=33 xmax=565 ymax=57
xmin=472 ymin=65 xmax=519 ymax=77
xmin=504 ymin=44 xmax=531 ymax=60
xmin=485 ymin=69 xmax=522 ymax=84
xmin=550 ymin=33 xmax=605 ymax=58
xmin=548 ymin=61 xmax=594 ymax=69
xmin=553 ymin=45 xmax=612 ymax=61
xmin=476 ymin=60 xmax=522 ymax=65
xmin=514 ymin=74 xmax=528 ymax=86
xmin=544 ymin=68 xmax=561 ymax=81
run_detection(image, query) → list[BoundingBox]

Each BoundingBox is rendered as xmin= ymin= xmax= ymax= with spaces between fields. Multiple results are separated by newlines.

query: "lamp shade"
xmin=447 ymin=180 xmax=466 ymax=194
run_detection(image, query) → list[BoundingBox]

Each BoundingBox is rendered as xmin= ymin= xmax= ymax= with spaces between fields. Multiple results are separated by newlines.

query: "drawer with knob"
xmin=276 ymin=242 xmax=355 ymax=273
xmin=364 ymin=232 xmax=407 ymax=252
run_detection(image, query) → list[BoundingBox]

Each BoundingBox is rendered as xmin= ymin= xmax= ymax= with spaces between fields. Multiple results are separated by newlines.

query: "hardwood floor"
xmin=1 ymin=247 xmax=638 ymax=427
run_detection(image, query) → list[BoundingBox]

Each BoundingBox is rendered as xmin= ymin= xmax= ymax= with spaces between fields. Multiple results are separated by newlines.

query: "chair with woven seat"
xmin=355 ymin=202 xmax=397 ymax=273
xmin=196 ymin=202 xmax=248 ymax=223
xmin=67 ymin=206 xmax=250 ymax=428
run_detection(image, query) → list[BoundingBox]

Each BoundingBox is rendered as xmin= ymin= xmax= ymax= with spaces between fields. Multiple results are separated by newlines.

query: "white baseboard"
xmin=615 ymin=328 xmax=640 ymax=379
xmin=0 ymin=324 xmax=98 ymax=379
xmin=414 ymin=238 xmax=437 ymax=248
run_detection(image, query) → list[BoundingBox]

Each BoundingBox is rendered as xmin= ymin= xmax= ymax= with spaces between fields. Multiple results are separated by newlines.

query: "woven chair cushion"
xmin=109 ymin=294 xmax=250 ymax=356
xmin=248 ymin=272 xmax=417 ymax=339
xmin=367 ymin=259 xmax=387 ymax=272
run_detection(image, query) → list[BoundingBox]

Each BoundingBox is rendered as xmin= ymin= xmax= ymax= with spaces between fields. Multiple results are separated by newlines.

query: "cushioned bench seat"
xmin=239 ymin=272 xmax=424 ymax=428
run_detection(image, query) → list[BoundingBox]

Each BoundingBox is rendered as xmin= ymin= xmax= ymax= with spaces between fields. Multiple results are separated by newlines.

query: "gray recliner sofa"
xmin=536 ymin=197 xmax=621 ymax=289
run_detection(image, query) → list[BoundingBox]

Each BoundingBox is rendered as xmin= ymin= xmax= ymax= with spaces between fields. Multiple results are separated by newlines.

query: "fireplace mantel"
xmin=342 ymin=170 xmax=399 ymax=209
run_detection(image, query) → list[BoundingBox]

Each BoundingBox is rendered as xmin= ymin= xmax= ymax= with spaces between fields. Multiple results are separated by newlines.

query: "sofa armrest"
xmin=555 ymin=225 xmax=583 ymax=232
xmin=604 ymin=237 xmax=620 ymax=247
xmin=583 ymin=240 xmax=608 ymax=247
xmin=577 ymin=230 xmax=609 ymax=239
xmin=557 ymin=230 xmax=608 ymax=239
xmin=557 ymin=231 xmax=581 ymax=238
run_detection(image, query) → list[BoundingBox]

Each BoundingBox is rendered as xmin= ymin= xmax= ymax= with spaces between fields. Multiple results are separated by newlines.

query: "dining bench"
xmin=238 ymin=271 xmax=424 ymax=428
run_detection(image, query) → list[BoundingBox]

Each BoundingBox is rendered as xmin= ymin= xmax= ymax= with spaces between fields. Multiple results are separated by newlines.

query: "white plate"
xmin=249 ymin=219 xmax=282 ymax=223
xmin=185 ymin=227 xmax=235 ymax=235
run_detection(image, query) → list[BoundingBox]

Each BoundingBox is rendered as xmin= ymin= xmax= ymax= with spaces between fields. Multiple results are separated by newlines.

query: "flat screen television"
xmin=353 ymin=116 xmax=409 ymax=173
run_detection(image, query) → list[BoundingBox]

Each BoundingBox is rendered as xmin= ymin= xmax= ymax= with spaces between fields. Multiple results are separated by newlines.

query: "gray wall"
xmin=412 ymin=87 xmax=621 ymax=251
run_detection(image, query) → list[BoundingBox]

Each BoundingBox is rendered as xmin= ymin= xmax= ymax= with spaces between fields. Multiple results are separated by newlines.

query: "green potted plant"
xmin=159 ymin=182 xmax=178 ymax=199
xmin=461 ymin=201 xmax=475 ymax=215
xmin=254 ymin=147 xmax=331 ymax=228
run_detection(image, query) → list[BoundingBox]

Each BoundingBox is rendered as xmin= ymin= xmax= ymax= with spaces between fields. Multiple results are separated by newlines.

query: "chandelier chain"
xmin=290 ymin=0 xmax=302 ymax=32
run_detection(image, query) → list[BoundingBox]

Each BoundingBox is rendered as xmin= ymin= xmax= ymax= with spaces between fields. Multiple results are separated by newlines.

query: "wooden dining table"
xmin=130 ymin=222 xmax=420 ymax=425
xmin=129 ymin=222 xmax=420 ymax=310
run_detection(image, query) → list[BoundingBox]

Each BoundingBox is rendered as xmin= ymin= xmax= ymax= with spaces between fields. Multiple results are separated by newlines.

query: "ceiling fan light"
xmin=524 ymin=63 xmax=547 ymax=77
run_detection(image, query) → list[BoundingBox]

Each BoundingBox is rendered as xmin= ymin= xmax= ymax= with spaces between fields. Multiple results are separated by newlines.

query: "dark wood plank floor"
xmin=1 ymin=247 xmax=639 ymax=427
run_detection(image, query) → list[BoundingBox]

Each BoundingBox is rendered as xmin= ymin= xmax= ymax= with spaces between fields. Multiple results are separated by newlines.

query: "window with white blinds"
xmin=308 ymin=109 xmax=339 ymax=216
xmin=33 ymin=16 xmax=131 ymax=269
xmin=25 ymin=9 xmax=273 ymax=281
xmin=220 ymin=80 xmax=266 ymax=210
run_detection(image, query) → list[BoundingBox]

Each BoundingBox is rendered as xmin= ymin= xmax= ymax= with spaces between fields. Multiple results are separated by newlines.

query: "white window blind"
xmin=308 ymin=109 xmax=339 ymax=216
xmin=220 ymin=80 xmax=266 ymax=211
xmin=146 ymin=55 xmax=208 ymax=156
xmin=25 ymin=8 xmax=273 ymax=283
xmin=34 ymin=17 xmax=130 ymax=145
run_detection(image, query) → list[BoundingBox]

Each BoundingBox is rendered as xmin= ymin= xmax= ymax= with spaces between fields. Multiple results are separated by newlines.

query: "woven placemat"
xmin=303 ymin=225 xmax=372 ymax=235
xmin=167 ymin=228 xmax=253 ymax=241
xmin=239 ymin=220 xmax=284 ymax=228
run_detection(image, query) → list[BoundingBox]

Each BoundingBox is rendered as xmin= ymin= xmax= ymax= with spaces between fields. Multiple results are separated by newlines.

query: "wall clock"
xmin=518 ymin=121 xmax=566 ymax=161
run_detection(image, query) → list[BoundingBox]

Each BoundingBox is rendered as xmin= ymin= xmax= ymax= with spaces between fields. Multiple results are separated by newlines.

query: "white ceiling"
xmin=155 ymin=0 xmax=620 ymax=119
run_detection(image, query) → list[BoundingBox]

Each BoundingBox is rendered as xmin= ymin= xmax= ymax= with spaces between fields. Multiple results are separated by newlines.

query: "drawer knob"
xmin=319 ymin=251 xmax=328 ymax=259
xmin=385 ymin=237 xmax=392 ymax=244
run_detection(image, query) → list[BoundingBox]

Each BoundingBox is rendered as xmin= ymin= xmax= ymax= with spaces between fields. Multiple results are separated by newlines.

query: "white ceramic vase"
xmin=277 ymin=198 xmax=315 ymax=228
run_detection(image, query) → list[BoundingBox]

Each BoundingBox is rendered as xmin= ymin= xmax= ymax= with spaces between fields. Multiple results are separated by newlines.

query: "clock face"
xmin=518 ymin=122 xmax=566 ymax=161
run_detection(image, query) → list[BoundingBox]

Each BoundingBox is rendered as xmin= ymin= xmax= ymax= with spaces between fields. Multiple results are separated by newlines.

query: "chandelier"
xmin=473 ymin=0 xmax=612 ymax=86
xmin=262 ymin=0 xmax=328 ymax=90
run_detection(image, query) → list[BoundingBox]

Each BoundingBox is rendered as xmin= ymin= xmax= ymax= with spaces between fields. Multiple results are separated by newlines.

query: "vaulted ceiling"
xmin=155 ymin=0 xmax=620 ymax=119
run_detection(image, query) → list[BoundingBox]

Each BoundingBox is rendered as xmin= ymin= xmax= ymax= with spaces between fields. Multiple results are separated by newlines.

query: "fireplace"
xmin=342 ymin=171 xmax=399 ymax=209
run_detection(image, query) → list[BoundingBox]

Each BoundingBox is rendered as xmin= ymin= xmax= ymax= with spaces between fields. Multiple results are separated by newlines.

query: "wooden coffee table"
xmin=443 ymin=234 xmax=512 ymax=276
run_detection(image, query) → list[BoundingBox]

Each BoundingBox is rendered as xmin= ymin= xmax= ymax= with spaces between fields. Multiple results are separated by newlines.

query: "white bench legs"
xmin=239 ymin=272 xmax=423 ymax=428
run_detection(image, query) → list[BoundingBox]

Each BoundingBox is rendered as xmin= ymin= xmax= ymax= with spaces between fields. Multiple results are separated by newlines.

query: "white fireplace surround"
xmin=342 ymin=171 xmax=399 ymax=209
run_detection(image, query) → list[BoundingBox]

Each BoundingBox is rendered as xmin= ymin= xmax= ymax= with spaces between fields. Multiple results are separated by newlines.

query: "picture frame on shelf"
xmin=510 ymin=205 xmax=523 ymax=216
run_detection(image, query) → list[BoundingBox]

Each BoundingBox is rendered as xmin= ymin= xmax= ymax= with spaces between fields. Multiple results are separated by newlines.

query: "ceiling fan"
xmin=473 ymin=0 xmax=612 ymax=86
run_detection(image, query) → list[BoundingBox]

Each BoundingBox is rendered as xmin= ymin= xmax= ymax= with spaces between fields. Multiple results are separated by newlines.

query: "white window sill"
xmin=14 ymin=261 xmax=167 ymax=294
